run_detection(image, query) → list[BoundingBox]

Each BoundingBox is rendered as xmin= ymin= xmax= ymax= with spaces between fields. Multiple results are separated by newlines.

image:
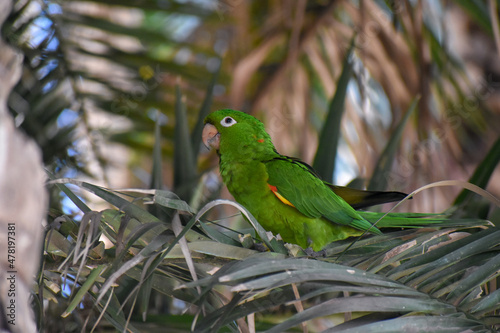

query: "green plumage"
xmin=203 ymin=109 xmax=443 ymax=251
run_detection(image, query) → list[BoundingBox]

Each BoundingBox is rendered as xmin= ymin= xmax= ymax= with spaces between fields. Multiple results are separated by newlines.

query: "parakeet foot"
xmin=253 ymin=243 xmax=268 ymax=252
xmin=304 ymin=247 xmax=327 ymax=257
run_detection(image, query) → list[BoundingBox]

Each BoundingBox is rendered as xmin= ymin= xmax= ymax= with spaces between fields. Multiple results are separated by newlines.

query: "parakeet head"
xmin=202 ymin=109 xmax=275 ymax=159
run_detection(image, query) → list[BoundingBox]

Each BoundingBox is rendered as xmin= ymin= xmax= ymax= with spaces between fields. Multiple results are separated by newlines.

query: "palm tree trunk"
xmin=0 ymin=1 xmax=46 ymax=332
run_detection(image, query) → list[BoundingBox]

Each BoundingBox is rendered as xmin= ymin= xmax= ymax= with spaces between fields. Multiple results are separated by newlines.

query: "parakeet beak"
xmin=202 ymin=123 xmax=220 ymax=150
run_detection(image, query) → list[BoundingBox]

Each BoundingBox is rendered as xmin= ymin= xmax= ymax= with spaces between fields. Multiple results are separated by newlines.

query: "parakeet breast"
xmin=219 ymin=157 xmax=269 ymax=208
xmin=218 ymin=156 xmax=298 ymax=243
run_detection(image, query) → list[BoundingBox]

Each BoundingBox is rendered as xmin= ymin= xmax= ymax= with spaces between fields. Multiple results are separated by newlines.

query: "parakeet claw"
xmin=304 ymin=247 xmax=327 ymax=257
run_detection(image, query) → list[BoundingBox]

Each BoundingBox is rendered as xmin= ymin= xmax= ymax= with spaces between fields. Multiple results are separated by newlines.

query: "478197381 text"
xmin=6 ymin=222 xmax=16 ymax=326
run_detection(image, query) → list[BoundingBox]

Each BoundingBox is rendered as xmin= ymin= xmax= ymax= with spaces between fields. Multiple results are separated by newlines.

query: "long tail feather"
xmin=359 ymin=211 xmax=491 ymax=229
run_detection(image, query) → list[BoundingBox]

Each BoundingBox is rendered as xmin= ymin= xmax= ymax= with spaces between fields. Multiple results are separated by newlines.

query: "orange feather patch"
xmin=268 ymin=184 xmax=295 ymax=207
xmin=257 ymin=139 xmax=265 ymax=143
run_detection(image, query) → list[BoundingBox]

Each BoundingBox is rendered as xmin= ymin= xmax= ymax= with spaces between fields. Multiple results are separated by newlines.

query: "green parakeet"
xmin=202 ymin=109 xmax=433 ymax=251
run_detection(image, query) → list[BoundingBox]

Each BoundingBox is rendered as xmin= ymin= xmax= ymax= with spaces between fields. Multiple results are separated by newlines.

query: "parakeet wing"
xmin=264 ymin=156 xmax=380 ymax=233
xmin=272 ymin=156 xmax=407 ymax=209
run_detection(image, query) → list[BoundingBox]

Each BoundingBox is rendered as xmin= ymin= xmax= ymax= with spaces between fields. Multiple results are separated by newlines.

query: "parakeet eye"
xmin=221 ymin=116 xmax=237 ymax=127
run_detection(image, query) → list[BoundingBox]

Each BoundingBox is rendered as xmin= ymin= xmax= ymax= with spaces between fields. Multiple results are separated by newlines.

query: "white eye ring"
xmin=220 ymin=116 xmax=237 ymax=127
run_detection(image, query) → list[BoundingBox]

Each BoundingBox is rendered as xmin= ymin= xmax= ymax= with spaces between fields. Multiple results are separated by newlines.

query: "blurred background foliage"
xmin=3 ymin=0 xmax=500 ymax=332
